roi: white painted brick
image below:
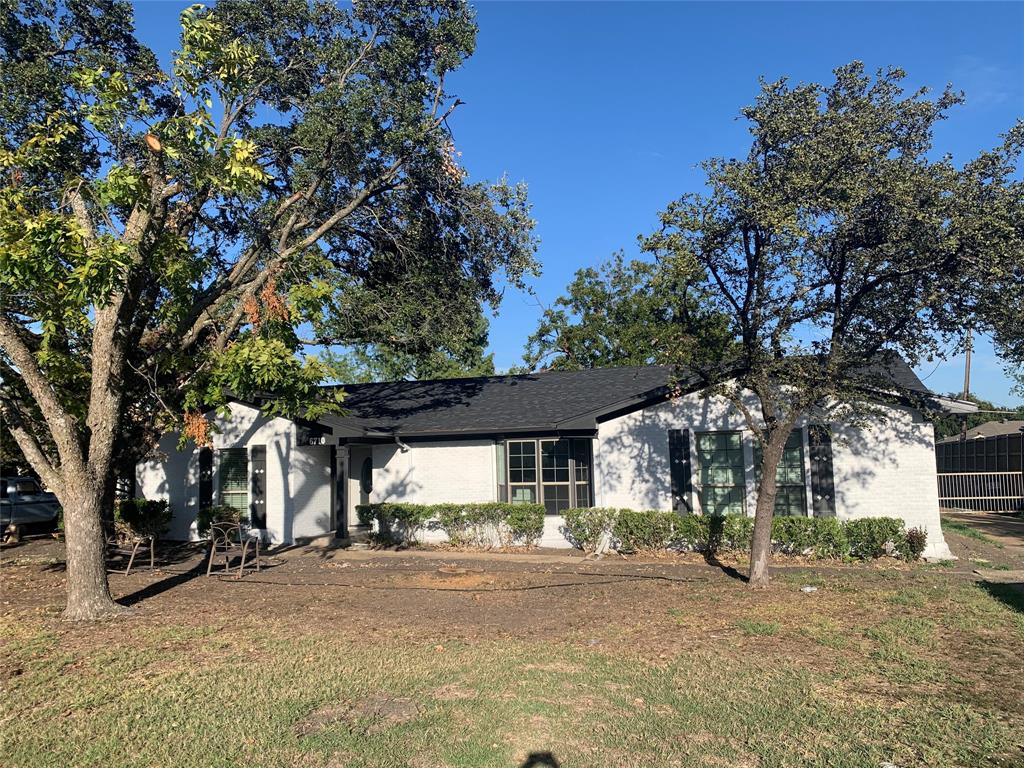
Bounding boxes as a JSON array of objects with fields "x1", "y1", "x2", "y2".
[{"x1": 136, "y1": 402, "x2": 333, "y2": 545}]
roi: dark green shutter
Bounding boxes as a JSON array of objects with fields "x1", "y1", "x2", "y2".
[
  {"x1": 250, "y1": 445, "x2": 266, "y2": 528},
  {"x1": 668, "y1": 429, "x2": 693, "y2": 514},
  {"x1": 808, "y1": 427, "x2": 836, "y2": 518},
  {"x1": 198, "y1": 447, "x2": 213, "y2": 511}
]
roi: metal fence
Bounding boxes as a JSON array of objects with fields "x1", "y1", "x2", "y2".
[{"x1": 937, "y1": 471, "x2": 1024, "y2": 512}]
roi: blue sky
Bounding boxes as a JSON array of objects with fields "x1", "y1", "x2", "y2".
[{"x1": 132, "y1": 1, "x2": 1024, "y2": 404}]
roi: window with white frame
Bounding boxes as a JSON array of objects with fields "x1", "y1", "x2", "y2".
[
  {"x1": 505, "y1": 438, "x2": 592, "y2": 514},
  {"x1": 218, "y1": 447, "x2": 249, "y2": 517},
  {"x1": 507, "y1": 440, "x2": 538, "y2": 504}
]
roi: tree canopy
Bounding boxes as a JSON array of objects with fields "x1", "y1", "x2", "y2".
[
  {"x1": 327, "y1": 307, "x2": 496, "y2": 382},
  {"x1": 0, "y1": 0, "x2": 536, "y2": 618},
  {"x1": 521, "y1": 253, "x2": 732, "y2": 372}
]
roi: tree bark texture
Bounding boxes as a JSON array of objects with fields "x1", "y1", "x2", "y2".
[{"x1": 747, "y1": 429, "x2": 789, "y2": 588}]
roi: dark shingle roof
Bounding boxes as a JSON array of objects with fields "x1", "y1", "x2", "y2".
[
  {"x1": 323, "y1": 365, "x2": 680, "y2": 437},
  {"x1": 319, "y1": 354, "x2": 932, "y2": 438}
]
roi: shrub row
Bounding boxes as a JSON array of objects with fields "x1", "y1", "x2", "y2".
[
  {"x1": 355, "y1": 502, "x2": 545, "y2": 547},
  {"x1": 564, "y1": 507, "x2": 925, "y2": 561}
]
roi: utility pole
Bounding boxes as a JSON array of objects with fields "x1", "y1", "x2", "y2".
[
  {"x1": 960, "y1": 327, "x2": 973, "y2": 441},
  {"x1": 962, "y1": 327, "x2": 973, "y2": 400}
]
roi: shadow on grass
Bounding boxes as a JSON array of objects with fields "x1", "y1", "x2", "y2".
[
  {"x1": 701, "y1": 550, "x2": 749, "y2": 583},
  {"x1": 117, "y1": 546, "x2": 282, "y2": 608},
  {"x1": 521, "y1": 753, "x2": 560, "y2": 768},
  {"x1": 979, "y1": 581, "x2": 1024, "y2": 613},
  {"x1": 117, "y1": 561, "x2": 208, "y2": 607}
]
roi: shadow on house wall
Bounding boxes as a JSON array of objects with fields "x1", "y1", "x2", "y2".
[{"x1": 597, "y1": 394, "x2": 936, "y2": 521}]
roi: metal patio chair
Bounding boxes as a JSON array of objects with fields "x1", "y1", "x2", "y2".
[
  {"x1": 205, "y1": 520, "x2": 260, "y2": 577},
  {"x1": 107, "y1": 522, "x2": 155, "y2": 575}
]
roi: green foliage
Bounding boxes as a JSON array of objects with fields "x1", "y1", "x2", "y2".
[
  {"x1": 114, "y1": 498, "x2": 172, "y2": 537},
  {"x1": 613, "y1": 509, "x2": 678, "y2": 551},
  {"x1": 331, "y1": 309, "x2": 497, "y2": 383},
  {"x1": 636, "y1": 62, "x2": 1023, "y2": 581},
  {"x1": 561, "y1": 507, "x2": 619, "y2": 551},
  {"x1": 802, "y1": 518, "x2": 849, "y2": 559},
  {"x1": 564, "y1": 507, "x2": 909, "y2": 560},
  {"x1": 1, "y1": 0, "x2": 537, "y2": 494},
  {"x1": 521, "y1": 253, "x2": 732, "y2": 372},
  {"x1": 844, "y1": 517, "x2": 906, "y2": 560},
  {"x1": 356, "y1": 503, "x2": 434, "y2": 545},
  {"x1": 501, "y1": 504, "x2": 545, "y2": 546},
  {"x1": 196, "y1": 504, "x2": 246, "y2": 537},
  {"x1": 356, "y1": 502, "x2": 545, "y2": 547}
]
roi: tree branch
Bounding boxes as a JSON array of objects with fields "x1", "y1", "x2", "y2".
[{"x1": 0, "y1": 315, "x2": 84, "y2": 475}]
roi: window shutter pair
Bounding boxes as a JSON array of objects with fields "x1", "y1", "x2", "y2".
[
  {"x1": 668, "y1": 427, "x2": 836, "y2": 518},
  {"x1": 198, "y1": 445, "x2": 267, "y2": 528}
]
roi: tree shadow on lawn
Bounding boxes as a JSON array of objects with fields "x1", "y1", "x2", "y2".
[
  {"x1": 115, "y1": 545, "x2": 284, "y2": 608},
  {"x1": 979, "y1": 580, "x2": 1024, "y2": 614},
  {"x1": 521, "y1": 753, "x2": 560, "y2": 768}
]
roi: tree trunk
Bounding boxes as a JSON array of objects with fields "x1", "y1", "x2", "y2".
[
  {"x1": 60, "y1": 476, "x2": 124, "y2": 620},
  {"x1": 748, "y1": 430, "x2": 788, "y2": 589}
]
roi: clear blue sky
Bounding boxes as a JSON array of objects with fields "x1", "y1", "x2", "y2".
[{"x1": 133, "y1": 1, "x2": 1024, "y2": 405}]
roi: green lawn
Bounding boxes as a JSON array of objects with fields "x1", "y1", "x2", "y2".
[{"x1": 2, "y1": 559, "x2": 1023, "y2": 768}]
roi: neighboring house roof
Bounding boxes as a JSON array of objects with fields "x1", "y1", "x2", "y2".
[
  {"x1": 938, "y1": 420, "x2": 1024, "y2": 442},
  {"x1": 318, "y1": 355, "x2": 935, "y2": 440}
]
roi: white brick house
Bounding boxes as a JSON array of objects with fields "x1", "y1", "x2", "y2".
[{"x1": 137, "y1": 360, "x2": 964, "y2": 559}]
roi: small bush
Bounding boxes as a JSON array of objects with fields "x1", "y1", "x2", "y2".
[
  {"x1": 357, "y1": 503, "x2": 434, "y2": 544},
  {"x1": 845, "y1": 517, "x2": 904, "y2": 559},
  {"x1": 355, "y1": 504, "x2": 374, "y2": 527},
  {"x1": 806, "y1": 517, "x2": 848, "y2": 559},
  {"x1": 562, "y1": 507, "x2": 618, "y2": 552},
  {"x1": 196, "y1": 504, "x2": 246, "y2": 536},
  {"x1": 771, "y1": 516, "x2": 817, "y2": 553},
  {"x1": 673, "y1": 514, "x2": 710, "y2": 550},
  {"x1": 903, "y1": 527, "x2": 928, "y2": 561},
  {"x1": 720, "y1": 514, "x2": 754, "y2": 551},
  {"x1": 503, "y1": 504, "x2": 544, "y2": 546},
  {"x1": 114, "y1": 498, "x2": 172, "y2": 538}
]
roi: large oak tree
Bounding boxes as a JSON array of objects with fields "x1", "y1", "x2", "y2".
[{"x1": 0, "y1": 0, "x2": 536, "y2": 619}]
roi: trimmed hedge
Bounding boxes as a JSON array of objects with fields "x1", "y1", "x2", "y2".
[
  {"x1": 562, "y1": 507, "x2": 922, "y2": 560},
  {"x1": 115, "y1": 498, "x2": 172, "y2": 537},
  {"x1": 355, "y1": 502, "x2": 545, "y2": 547}
]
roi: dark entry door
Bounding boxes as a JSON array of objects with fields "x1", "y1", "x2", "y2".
[
  {"x1": 332, "y1": 446, "x2": 347, "y2": 538},
  {"x1": 250, "y1": 445, "x2": 267, "y2": 529}
]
